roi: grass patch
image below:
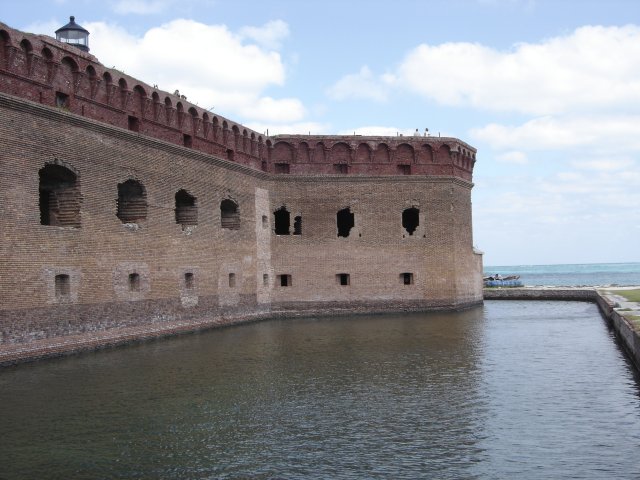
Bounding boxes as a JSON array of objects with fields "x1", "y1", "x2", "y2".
[{"x1": 603, "y1": 289, "x2": 640, "y2": 302}]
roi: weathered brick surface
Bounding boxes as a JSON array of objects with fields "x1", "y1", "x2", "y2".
[
  {"x1": 0, "y1": 22, "x2": 476, "y2": 178},
  {"x1": 0, "y1": 21, "x2": 483, "y2": 362}
]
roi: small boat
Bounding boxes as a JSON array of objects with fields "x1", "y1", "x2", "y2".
[
  {"x1": 483, "y1": 274, "x2": 523, "y2": 288},
  {"x1": 483, "y1": 274, "x2": 520, "y2": 281}
]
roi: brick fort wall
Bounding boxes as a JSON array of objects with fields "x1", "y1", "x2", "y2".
[{"x1": 0, "y1": 21, "x2": 483, "y2": 347}]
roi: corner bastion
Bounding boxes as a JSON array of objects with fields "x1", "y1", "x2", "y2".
[{"x1": 0, "y1": 21, "x2": 483, "y2": 356}]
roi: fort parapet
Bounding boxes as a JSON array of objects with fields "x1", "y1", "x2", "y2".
[{"x1": 0, "y1": 21, "x2": 482, "y2": 358}]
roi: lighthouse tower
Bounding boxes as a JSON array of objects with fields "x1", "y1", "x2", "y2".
[{"x1": 55, "y1": 16, "x2": 90, "y2": 52}]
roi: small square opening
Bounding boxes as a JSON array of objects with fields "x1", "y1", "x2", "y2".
[
  {"x1": 129, "y1": 272, "x2": 141, "y2": 292},
  {"x1": 128, "y1": 115, "x2": 140, "y2": 132},
  {"x1": 183, "y1": 134, "x2": 192, "y2": 148},
  {"x1": 275, "y1": 163, "x2": 290, "y2": 174},
  {"x1": 398, "y1": 165, "x2": 411, "y2": 175},
  {"x1": 336, "y1": 273, "x2": 350, "y2": 286},
  {"x1": 334, "y1": 164, "x2": 348, "y2": 174},
  {"x1": 184, "y1": 272, "x2": 194, "y2": 289},
  {"x1": 55, "y1": 274, "x2": 70, "y2": 298},
  {"x1": 278, "y1": 274, "x2": 292, "y2": 287},
  {"x1": 55, "y1": 91, "x2": 69, "y2": 109},
  {"x1": 400, "y1": 272, "x2": 414, "y2": 285}
]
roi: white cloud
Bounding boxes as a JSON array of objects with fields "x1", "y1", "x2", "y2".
[
  {"x1": 327, "y1": 66, "x2": 391, "y2": 102},
  {"x1": 496, "y1": 151, "x2": 528, "y2": 164},
  {"x1": 239, "y1": 20, "x2": 289, "y2": 50},
  {"x1": 471, "y1": 114, "x2": 640, "y2": 152},
  {"x1": 396, "y1": 25, "x2": 640, "y2": 115},
  {"x1": 85, "y1": 19, "x2": 306, "y2": 124},
  {"x1": 473, "y1": 166, "x2": 640, "y2": 264},
  {"x1": 237, "y1": 96, "x2": 306, "y2": 123},
  {"x1": 22, "y1": 19, "x2": 61, "y2": 36},
  {"x1": 570, "y1": 157, "x2": 636, "y2": 172}
]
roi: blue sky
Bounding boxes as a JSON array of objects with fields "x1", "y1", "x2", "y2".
[{"x1": 3, "y1": 0, "x2": 640, "y2": 266}]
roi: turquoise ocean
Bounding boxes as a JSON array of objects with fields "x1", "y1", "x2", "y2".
[{"x1": 483, "y1": 262, "x2": 640, "y2": 287}]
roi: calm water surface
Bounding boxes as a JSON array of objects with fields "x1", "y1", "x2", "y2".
[{"x1": 1, "y1": 301, "x2": 640, "y2": 479}]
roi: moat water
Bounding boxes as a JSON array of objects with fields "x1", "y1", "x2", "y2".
[{"x1": 2, "y1": 301, "x2": 640, "y2": 479}]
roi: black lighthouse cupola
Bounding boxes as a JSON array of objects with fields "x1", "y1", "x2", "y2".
[{"x1": 55, "y1": 16, "x2": 90, "y2": 52}]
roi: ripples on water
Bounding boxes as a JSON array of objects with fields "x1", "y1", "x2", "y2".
[{"x1": 1, "y1": 301, "x2": 640, "y2": 479}]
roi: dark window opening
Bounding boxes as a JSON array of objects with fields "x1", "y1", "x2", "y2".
[
  {"x1": 278, "y1": 274, "x2": 292, "y2": 287},
  {"x1": 55, "y1": 274, "x2": 70, "y2": 297},
  {"x1": 337, "y1": 273, "x2": 350, "y2": 286},
  {"x1": 261, "y1": 161, "x2": 268, "y2": 172},
  {"x1": 398, "y1": 165, "x2": 411, "y2": 175},
  {"x1": 175, "y1": 189, "x2": 197, "y2": 227},
  {"x1": 263, "y1": 274, "x2": 269, "y2": 286},
  {"x1": 220, "y1": 199, "x2": 240, "y2": 230},
  {"x1": 334, "y1": 164, "x2": 348, "y2": 174},
  {"x1": 184, "y1": 272, "x2": 194, "y2": 289},
  {"x1": 129, "y1": 273, "x2": 140, "y2": 292},
  {"x1": 293, "y1": 215, "x2": 302, "y2": 235},
  {"x1": 55, "y1": 91, "x2": 69, "y2": 109},
  {"x1": 401, "y1": 272, "x2": 414, "y2": 285},
  {"x1": 262, "y1": 215, "x2": 268, "y2": 228},
  {"x1": 39, "y1": 164, "x2": 81, "y2": 227},
  {"x1": 337, "y1": 207, "x2": 355, "y2": 237},
  {"x1": 402, "y1": 207, "x2": 420, "y2": 235},
  {"x1": 227, "y1": 149, "x2": 234, "y2": 161},
  {"x1": 274, "y1": 163, "x2": 290, "y2": 174},
  {"x1": 274, "y1": 207, "x2": 290, "y2": 235},
  {"x1": 117, "y1": 179, "x2": 147, "y2": 224},
  {"x1": 183, "y1": 134, "x2": 192, "y2": 148},
  {"x1": 128, "y1": 116, "x2": 139, "y2": 132},
  {"x1": 229, "y1": 273, "x2": 236, "y2": 288}
]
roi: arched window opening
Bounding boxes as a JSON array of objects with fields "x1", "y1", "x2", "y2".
[
  {"x1": 175, "y1": 189, "x2": 197, "y2": 228},
  {"x1": 337, "y1": 208, "x2": 354, "y2": 238},
  {"x1": 220, "y1": 199, "x2": 240, "y2": 230},
  {"x1": 42, "y1": 47, "x2": 53, "y2": 61},
  {"x1": 274, "y1": 207, "x2": 290, "y2": 235},
  {"x1": 0, "y1": 30, "x2": 11, "y2": 68},
  {"x1": 39, "y1": 164, "x2": 81, "y2": 227},
  {"x1": 20, "y1": 39, "x2": 33, "y2": 75},
  {"x1": 293, "y1": 215, "x2": 302, "y2": 235},
  {"x1": 402, "y1": 207, "x2": 420, "y2": 235},
  {"x1": 117, "y1": 179, "x2": 147, "y2": 224}
]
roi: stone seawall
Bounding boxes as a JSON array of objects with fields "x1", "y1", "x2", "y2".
[
  {"x1": 0, "y1": 299, "x2": 483, "y2": 367},
  {"x1": 485, "y1": 287, "x2": 640, "y2": 371}
]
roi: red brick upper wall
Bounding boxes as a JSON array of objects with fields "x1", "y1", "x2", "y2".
[{"x1": 0, "y1": 21, "x2": 476, "y2": 181}]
